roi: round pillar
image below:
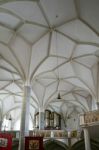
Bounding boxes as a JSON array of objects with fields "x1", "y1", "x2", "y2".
[
  {"x1": 83, "y1": 127, "x2": 91, "y2": 150},
  {"x1": 39, "y1": 107, "x2": 44, "y2": 130},
  {"x1": 0, "y1": 120, "x2": 2, "y2": 131},
  {"x1": 18, "y1": 85, "x2": 31, "y2": 150},
  {"x1": 96, "y1": 102, "x2": 99, "y2": 110}
]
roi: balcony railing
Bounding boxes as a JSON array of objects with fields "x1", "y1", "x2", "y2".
[{"x1": 79, "y1": 110, "x2": 99, "y2": 126}]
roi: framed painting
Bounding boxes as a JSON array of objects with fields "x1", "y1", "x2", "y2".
[
  {"x1": 29, "y1": 140, "x2": 39, "y2": 150},
  {"x1": 0, "y1": 133, "x2": 12, "y2": 150},
  {"x1": 25, "y1": 136, "x2": 43, "y2": 150}
]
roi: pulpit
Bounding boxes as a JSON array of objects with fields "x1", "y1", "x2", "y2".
[{"x1": 25, "y1": 136, "x2": 44, "y2": 150}]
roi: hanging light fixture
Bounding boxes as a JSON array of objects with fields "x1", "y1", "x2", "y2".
[
  {"x1": 9, "y1": 115, "x2": 12, "y2": 121},
  {"x1": 57, "y1": 92, "x2": 61, "y2": 99},
  {"x1": 55, "y1": 31, "x2": 61, "y2": 100}
]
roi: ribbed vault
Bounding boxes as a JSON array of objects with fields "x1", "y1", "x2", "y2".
[{"x1": 0, "y1": 0, "x2": 99, "y2": 130}]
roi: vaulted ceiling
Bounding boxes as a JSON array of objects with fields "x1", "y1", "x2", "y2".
[{"x1": 0, "y1": 0, "x2": 99, "y2": 128}]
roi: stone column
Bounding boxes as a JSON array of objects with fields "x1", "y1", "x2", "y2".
[
  {"x1": 8, "y1": 120, "x2": 12, "y2": 130},
  {"x1": 68, "y1": 131, "x2": 71, "y2": 149},
  {"x1": 83, "y1": 127, "x2": 91, "y2": 150},
  {"x1": 18, "y1": 86, "x2": 31, "y2": 150},
  {"x1": 96, "y1": 102, "x2": 99, "y2": 110},
  {"x1": 0, "y1": 121, "x2": 2, "y2": 131},
  {"x1": 11, "y1": 120, "x2": 15, "y2": 130},
  {"x1": 96, "y1": 61, "x2": 99, "y2": 110},
  {"x1": 68, "y1": 138, "x2": 71, "y2": 149},
  {"x1": 39, "y1": 108, "x2": 44, "y2": 130},
  {"x1": 0, "y1": 111, "x2": 2, "y2": 131}
]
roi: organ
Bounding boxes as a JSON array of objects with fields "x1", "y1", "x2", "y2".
[{"x1": 34, "y1": 109, "x2": 61, "y2": 130}]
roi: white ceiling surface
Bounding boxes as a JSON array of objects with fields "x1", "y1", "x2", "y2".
[{"x1": 0, "y1": 0, "x2": 99, "y2": 126}]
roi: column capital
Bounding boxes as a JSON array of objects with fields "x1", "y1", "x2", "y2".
[
  {"x1": 24, "y1": 80, "x2": 32, "y2": 87},
  {"x1": 39, "y1": 107, "x2": 45, "y2": 112},
  {"x1": 23, "y1": 84, "x2": 31, "y2": 88},
  {"x1": 82, "y1": 125, "x2": 89, "y2": 128}
]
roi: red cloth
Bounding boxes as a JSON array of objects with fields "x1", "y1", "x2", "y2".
[
  {"x1": 0, "y1": 133, "x2": 12, "y2": 150},
  {"x1": 25, "y1": 136, "x2": 44, "y2": 150}
]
